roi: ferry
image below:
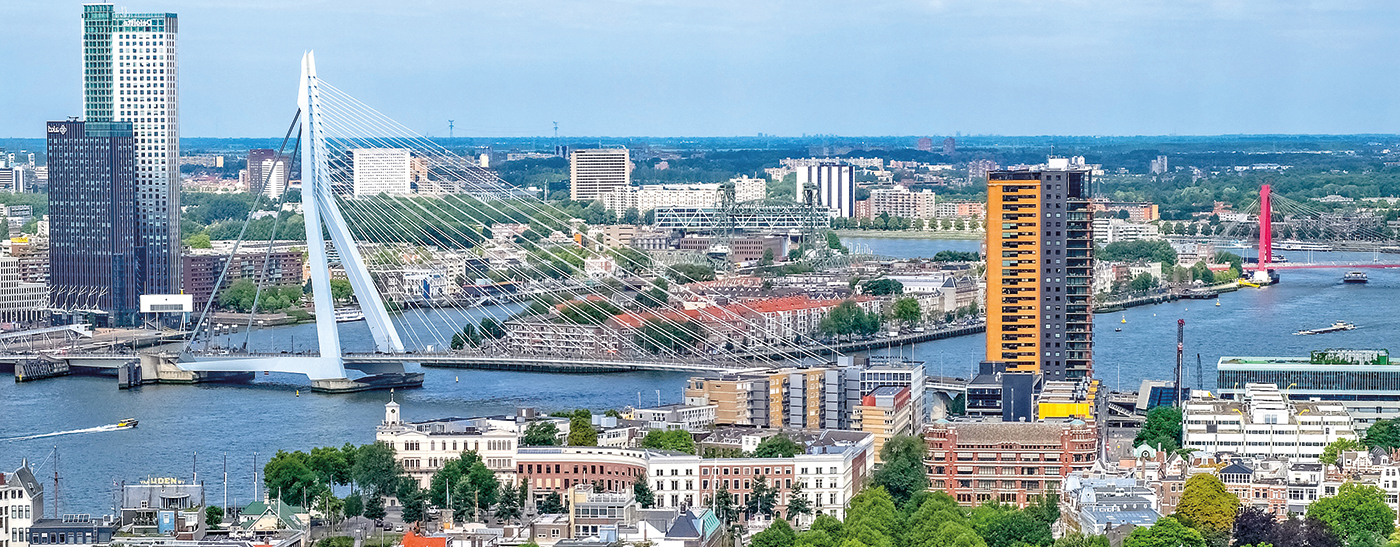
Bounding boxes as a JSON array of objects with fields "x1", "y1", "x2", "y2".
[
  {"x1": 1294, "y1": 321, "x2": 1356, "y2": 335},
  {"x1": 334, "y1": 308, "x2": 366, "y2": 323},
  {"x1": 116, "y1": 419, "x2": 138, "y2": 429},
  {"x1": 1276, "y1": 240, "x2": 1334, "y2": 252},
  {"x1": 1343, "y1": 271, "x2": 1368, "y2": 284}
]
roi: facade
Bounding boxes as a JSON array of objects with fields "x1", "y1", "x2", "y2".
[
  {"x1": 732, "y1": 175, "x2": 766, "y2": 203},
  {"x1": 600, "y1": 184, "x2": 721, "y2": 214},
  {"x1": 1092, "y1": 218, "x2": 1161, "y2": 245},
  {"x1": 1216, "y1": 350, "x2": 1400, "y2": 428},
  {"x1": 856, "y1": 386, "x2": 914, "y2": 463},
  {"x1": 47, "y1": 120, "x2": 140, "y2": 324},
  {"x1": 684, "y1": 355, "x2": 917, "y2": 431},
  {"x1": 248, "y1": 149, "x2": 289, "y2": 198},
  {"x1": 985, "y1": 159, "x2": 1094, "y2": 379},
  {"x1": 504, "y1": 317, "x2": 623, "y2": 356},
  {"x1": 570, "y1": 148, "x2": 630, "y2": 201},
  {"x1": 1182, "y1": 384, "x2": 1357, "y2": 461},
  {"x1": 934, "y1": 200, "x2": 985, "y2": 219},
  {"x1": 1, "y1": 464, "x2": 42, "y2": 547},
  {"x1": 730, "y1": 236, "x2": 786, "y2": 263},
  {"x1": 352, "y1": 148, "x2": 411, "y2": 197},
  {"x1": 1058, "y1": 474, "x2": 1160, "y2": 536},
  {"x1": 632, "y1": 404, "x2": 718, "y2": 432},
  {"x1": 869, "y1": 186, "x2": 937, "y2": 219},
  {"x1": 0, "y1": 258, "x2": 48, "y2": 322},
  {"x1": 795, "y1": 163, "x2": 854, "y2": 218},
  {"x1": 83, "y1": 3, "x2": 180, "y2": 296},
  {"x1": 1090, "y1": 201, "x2": 1158, "y2": 222},
  {"x1": 924, "y1": 419, "x2": 1099, "y2": 507},
  {"x1": 180, "y1": 249, "x2": 304, "y2": 308},
  {"x1": 375, "y1": 401, "x2": 520, "y2": 487}
]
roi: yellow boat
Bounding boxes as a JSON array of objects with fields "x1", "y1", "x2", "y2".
[
  {"x1": 1239, "y1": 280, "x2": 1260, "y2": 288},
  {"x1": 116, "y1": 418, "x2": 139, "y2": 429}
]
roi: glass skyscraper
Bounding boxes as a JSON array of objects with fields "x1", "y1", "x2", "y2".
[
  {"x1": 46, "y1": 121, "x2": 140, "y2": 325},
  {"x1": 81, "y1": 3, "x2": 179, "y2": 296}
]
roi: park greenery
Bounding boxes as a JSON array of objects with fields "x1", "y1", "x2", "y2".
[
  {"x1": 260, "y1": 442, "x2": 403, "y2": 526},
  {"x1": 639, "y1": 429, "x2": 697, "y2": 454},
  {"x1": 218, "y1": 280, "x2": 304, "y2": 313},
  {"x1": 818, "y1": 300, "x2": 883, "y2": 337},
  {"x1": 1133, "y1": 406, "x2": 1184, "y2": 453}
]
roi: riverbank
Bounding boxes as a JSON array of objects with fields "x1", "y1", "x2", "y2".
[{"x1": 836, "y1": 229, "x2": 984, "y2": 241}]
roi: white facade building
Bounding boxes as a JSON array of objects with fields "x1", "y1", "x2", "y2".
[
  {"x1": 375, "y1": 400, "x2": 521, "y2": 488},
  {"x1": 599, "y1": 184, "x2": 722, "y2": 214},
  {"x1": 732, "y1": 175, "x2": 767, "y2": 203},
  {"x1": 0, "y1": 257, "x2": 48, "y2": 322},
  {"x1": 259, "y1": 157, "x2": 288, "y2": 199},
  {"x1": 2, "y1": 463, "x2": 42, "y2": 547},
  {"x1": 570, "y1": 148, "x2": 630, "y2": 201},
  {"x1": 1092, "y1": 218, "x2": 1162, "y2": 245},
  {"x1": 352, "y1": 148, "x2": 412, "y2": 197},
  {"x1": 795, "y1": 164, "x2": 855, "y2": 218},
  {"x1": 1183, "y1": 383, "x2": 1357, "y2": 461}
]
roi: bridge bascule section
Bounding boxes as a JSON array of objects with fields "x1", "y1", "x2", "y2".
[{"x1": 169, "y1": 52, "x2": 859, "y2": 391}]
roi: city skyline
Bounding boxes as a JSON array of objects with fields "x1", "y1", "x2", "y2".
[{"x1": 1, "y1": 1, "x2": 1398, "y2": 139}]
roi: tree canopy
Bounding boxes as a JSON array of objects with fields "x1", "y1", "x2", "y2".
[
  {"x1": 861, "y1": 278, "x2": 904, "y2": 296},
  {"x1": 871, "y1": 435, "x2": 928, "y2": 507},
  {"x1": 1175, "y1": 473, "x2": 1240, "y2": 534},
  {"x1": 754, "y1": 434, "x2": 804, "y2": 458},
  {"x1": 640, "y1": 429, "x2": 697, "y2": 454},
  {"x1": 1124, "y1": 516, "x2": 1206, "y2": 547},
  {"x1": 1306, "y1": 482, "x2": 1396, "y2": 545},
  {"x1": 1133, "y1": 406, "x2": 1183, "y2": 452}
]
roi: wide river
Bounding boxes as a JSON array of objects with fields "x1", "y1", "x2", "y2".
[{"x1": 4, "y1": 236, "x2": 1395, "y2": 514}]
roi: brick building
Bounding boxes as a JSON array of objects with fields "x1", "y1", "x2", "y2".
[
  {"x1": 180, "y1": 249, "x2": 304, "y2": 308},
  {"x1": 924, "y1": 419, "x2": 1098, "y2": 507}
]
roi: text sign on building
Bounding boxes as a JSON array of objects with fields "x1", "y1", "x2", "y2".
[
  {"x1": 1310, "y1": 348, "x2": 1390, "y2": 366},
  {"x1": 140, "y1": 294, "x2": 193, "y2": 313}
]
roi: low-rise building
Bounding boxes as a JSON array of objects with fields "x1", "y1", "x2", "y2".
[
  {"x1": 632, "y1": 404, "x2": 718, "y2": 433},
  {"x1": 1, "y1": 463, "x2": 42, "y2": 547},
  {"x1": 856, "y1": 386, "x2": 914, "y2": 463},
  {"x1": 1059, "y1": 473, "x2": 1160, "y2": 536},
  {"x1": 601, "y1": 184, "x2": 722, "y2": 215},
  {"x1": 1217, "y1": 350, "x2": 1398, "y2": 429},
  {"x1": 924, "y1": 419, "x2": 1099, "y2": 507},
  {"x1": 1183, "y1": 383, "x2": 1357, "y2": 461},
  {"x1": 376, "y1": 400, "x2": 521, "y2": 487}
]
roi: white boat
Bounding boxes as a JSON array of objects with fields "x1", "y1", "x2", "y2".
[{"x1": 334, "y1": 308, "x2": 365, "y2": 323}]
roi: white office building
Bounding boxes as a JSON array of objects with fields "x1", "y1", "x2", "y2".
[
  {"x1": 258, "y1": 157, "x2": 288, "y2": 199},
  {"x1": 352, "y1": 148, "x2": 412, "y2": 197},
  {"x1": 1183, "y1": 383, "x2": 1357, "y2": 461},
  {"x1": 795, "y1": 163, "x2": 854, "y2": 218},
  {"x1": 570, "y1": 148, "x2": 630, "y2": 201},
  {"x1": 83, "y1": 3, "x2": 181, "y2": 293},
  {"x1": 600, "y1": 184, "x2": 722, "y2": 214},
  {"x1": 733, "y1": 175, "x2": 767, "y2": 203}
]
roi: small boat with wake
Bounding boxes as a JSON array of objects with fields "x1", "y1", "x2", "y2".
[{"x1": 1294, "y1": 321, "x2": 1356, "y2": 335}]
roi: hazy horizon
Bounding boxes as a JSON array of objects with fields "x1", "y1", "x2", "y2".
[{"x1": 4, "y1": 1, "x2": 1399, "y2": 139}]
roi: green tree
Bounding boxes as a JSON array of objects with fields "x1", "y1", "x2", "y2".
[
  {"x1": 1124, "y1": 516, "x2": 1206, "y2": 547},
  {"x1": 1307, "y1": 482, "x2": 1396, "y2": 545},
  {"x1": 1099, "y1": 240, "x2": 1178, "y2": 265},
  {"x1": 634, "y1": 471, "x2": 656, "y2": 508},
  {"x1": 843, "y1": 487, "x2": 899, "y2": 547},
  {"x1": 308, "y1": 446, "x2": 352, "y2": 488},
  {"x1": 1175, "y1": 474, "x2": 1240, "y2": 534},
  {"x1": 557, "y1": 300, "x2": 622, "y2": 325},
  {"x1": 787, "y1": 479, "x2": 813, "y2": 521},
  {"x1": 343, "y1": 493, "x2": 363, "y2": 520},
  {"x1": 330, "y1": 278, "x2": 354, "y2": 301},
  {"x1": 496, "y1": 482, "x2": 523, "y2": 524},
  {"x1": 205, "y1": 505, "x2": 224, "y2": 528},
  {"x1": 825, "y1": 231, "x2": 843, "y2": 250},
  {"x1": 1054, "y1": 533, "x2": 1109, "y2": 547},
  {"x1": 747, "y1": 475, "x2": 779, "y2": 518},
  {"x1": 450, "y1": 458, "x2": 500, "y2": 521},
  {"x1": 568, "y1": 412, "x2": 598, "y2": 446},
  {"x1": 754, "y1": 434, "x2": 804, "y2": 458},
  {"x1": 185, "y1": 233, "x2": 213, "y2": 249},
  {"x1": 1134, "y1": 406, "x2": 1183, "y2": 452},
  {"x1": 1363, "y1": 419, "x2": 1400, "y2": 450},
  {"x1": 861, "y1": 278, "x2": 904, "y2": 296},
  {"x1": 263, "y1": 450, "x2": 321, "y2": 504},
  {"x1": 1321, "y1": 438, "x2": 1365, "y2": 468},
  {"x1": 363, "y1": 495, "x2": 386, "y2": 522},
  {"x1": 400, "y1": 483, "x2": 427, "y2": 524},
  {"x1": 712, "y1": 486, "x2": 740, "y2": 527},
  {"x1": 976, "y1": 508, "x2": 1052, "y2": 547},
  {"x1": 478, "y1": 317, "x2": 506, "y2": 339},
  {"x1": 537, "y1": 492, "x2": 565, "y2": 514},
  {"x1": 351, "y1": 442, "x2": 404, "y2": 498},
  {"x1": 522, "y1": 421, "x2": 560, "y2": 446},
  {"x1": 219, "y1": 278, "x2": 259, "y2": 312},
  {"x1": 634, "y1": 319, "x2": 701, "y2": 354},
  {"x1": 872, "y1": 435, "x2": 929, "y2": 507},
  {"x1": 669, "y1": 264, "x2": 717, "y2": 283},
  {"x1": 892, "y1": 298, "x2": 921, "y2": 325},
  {"x1": 640, "y1": 429, "x2": 697, "y2": 454},
  {"x1": 752, "y1": 519, "x2": 798, "y2": 547},
  {"x1": 1130, "y1": 272, "x2": 1159, "y2": 292}
]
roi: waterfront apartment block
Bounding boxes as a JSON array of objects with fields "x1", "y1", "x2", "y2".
[
  {"x1": 180, "y1": 249, "x2": 304, "y2": 308},
  {"x1": 924, "y1": 419, "x2": 1098, "y2": 508},
  {"x1": 985, "y1": 158, "x2": 1094, "y2": 379},
  {"x1": 0, "y1": 257, "x2": 49, "y2": 323},
  {"x1": 570, "y1": 148, "x2": 630, "y2": 201},
  {"x1": 82, "y1": 3, "x2": 180, "y2": 295},
  {"x1": 1183, "y1": 383, "x2": 1357, "y2": 461},
  {"x1": 1216, "y1": 350, "x2": 1400, "y2": 428},
  {"x1": 47, "y1": 120, "x2": 140, "y2": 325}
]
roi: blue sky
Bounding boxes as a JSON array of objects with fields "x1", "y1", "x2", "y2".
[{"x1": 4, "y1": 0, "x2": 1399, "y2": 138}]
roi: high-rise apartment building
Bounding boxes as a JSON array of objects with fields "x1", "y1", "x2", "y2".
[
  {"x1": 247, "y1": 148, "x2": 289, "y2": 199},
  {"x1": 47, "y1": 120, "x2": 140, "y2": 325},
  {"x1": 984, "y1": 158, "x2": 1094, "y2": 380},
  {"x1": 570, "y1": 148, "x2": 630, "y2": 201},
  {"x1": 869, "y1": 185, "x2": 936, "y2": 219},
  {"x1": 732, "y1": 175, "x2": 767, "y2": 203},
  {"x1": 351, "y1": 148, "x2": 411, "y2": 197},
  {"x1": 82, "y1": 3, "x2": 180, "y2": 296},
  {"x1": 795, "y1": 163, "x2": 854, "y2": 217}
]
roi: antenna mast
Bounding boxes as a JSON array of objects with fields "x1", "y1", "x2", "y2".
[{"x1": 448, "y1": 120, "x2": 454, "y2": 140}]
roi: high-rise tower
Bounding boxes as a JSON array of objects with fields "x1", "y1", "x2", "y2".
[
  {"x1": 984, "y1": 158, "x2": 1094, "y2": 380},
  {"x1": 82, "y1": 3, "x2": 179, "y2": 295}
]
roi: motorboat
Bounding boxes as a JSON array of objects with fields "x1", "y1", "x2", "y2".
[
  {"x1": 1343, "y1": 271, "x2": 1368, "y2": 284},
  {"x1": 116, "y1": 419, "x2": 138, "y2": 429}
]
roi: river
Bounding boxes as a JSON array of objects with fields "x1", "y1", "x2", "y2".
[{"x1": 2, "y1": 236, "x2": 1394, "y2": 514}]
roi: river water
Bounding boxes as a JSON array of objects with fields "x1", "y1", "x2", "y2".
[{"x1": 3, "y1": 236, "x2": 1395, "y2": 514}]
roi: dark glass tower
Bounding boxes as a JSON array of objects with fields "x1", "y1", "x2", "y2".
[{"x1": 47, "y1": 120, "x2": 140, "y2": 325}]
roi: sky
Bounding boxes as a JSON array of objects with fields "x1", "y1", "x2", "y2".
[{"x1": 3, "y1": 0, "x2": 1400, "y2": 138}]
